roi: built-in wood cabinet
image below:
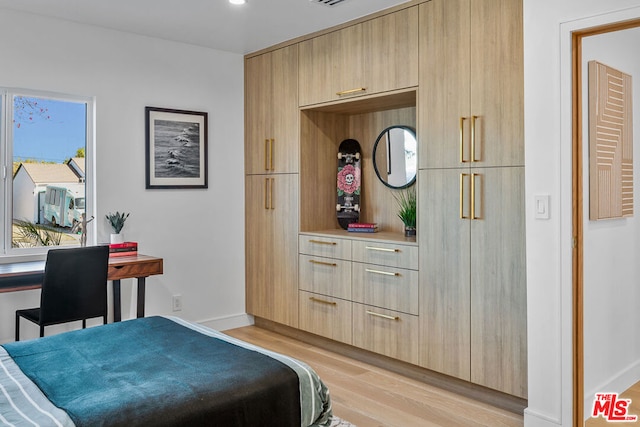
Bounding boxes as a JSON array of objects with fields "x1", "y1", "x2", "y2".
[
  {"x1": 298, "y1": 233, "x2": 419, "y2": 363},
  {"x1": 245, "y1": 0, "x2": 526, "y2": 402},
  {"x1": 245, "y1": 45, "x2": 299, "y2": 174},
  {"x1": 418, "y1": 167, "x2": 527, "y2": 397},
  {"x1": 245, "y1": 44, "x2": 300, "y2": 328},
  {"x1": 298, "y1": 7, "x2": 418, "y2": 107},
  {"x1": 245, "y1": 174, "x2": 299, "y2": 328},
  {"x1": 469, "y1": 167, "x2": 526, "y2": 398},
  {"x1": 418, "y1": 0, "x2": 524, "y2": 169},
  {"x1": 417, "y1": 0, "x2": 527, "y2": 399}
]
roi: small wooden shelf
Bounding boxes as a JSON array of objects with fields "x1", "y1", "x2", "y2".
[
  {"x1": 299, "y1": 88, "x2": 417, "y2": 115},
  {"x1": 300, "y1": 229, "x2": 417, "y2": 246},
  {"x1": 299, "y1": 90, "x2": 418, "y2": 235}
]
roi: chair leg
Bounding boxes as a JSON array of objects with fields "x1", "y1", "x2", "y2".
[
  {"x1": 39, "y1": 325, "x2": 44, "y2": 338},
  {"x1": 82, "y1": 319, "x2": 87, "y2": 329},
  {"x1": 15, "y1": 313, "x2": 20, "y2": 342}
]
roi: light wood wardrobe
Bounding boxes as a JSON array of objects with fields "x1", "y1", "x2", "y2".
[{"x1": 245, "y1": 0, "x2": 527, "y2": 402}]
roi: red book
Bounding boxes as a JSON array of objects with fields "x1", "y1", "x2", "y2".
[
  {"x1": 347, "y1": 223, "x2": 378, "y2": 228},
  {"x1": 109, "y1": 242, "x2": 138, "y2": 252},
  {"x1": 109, "y1": 250, "x2": 138, "y2": 258}
]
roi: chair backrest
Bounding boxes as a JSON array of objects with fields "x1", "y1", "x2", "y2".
[{"x1": 39, "y1": 245, "x2": 109, "y2": 326}]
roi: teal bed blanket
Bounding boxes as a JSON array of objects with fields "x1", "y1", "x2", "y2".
[{"x1": 0, "y1": 316, "x2": 332, "y2": 427}]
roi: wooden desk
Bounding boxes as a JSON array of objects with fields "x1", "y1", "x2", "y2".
[{"x1": 0, "y1": 254, "x2": 163, "y2": 322}]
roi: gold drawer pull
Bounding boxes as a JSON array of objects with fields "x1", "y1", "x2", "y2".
[
  {"x1": 310, "y1": 297, "x2": 337, "y2": 306},
  {"x1": 309, "y1": 260, "x2": 337, "y2": 267},
  {"x1": 365, "y1": 246, "x2": 399, "y2": 253},
  {"x1": 336, "y1": 87, "x2": 366, "y2": 96},
  {"x1": 366, "y1": 310, "x2": 399, "y2": 321},
  {"x1": 365, "y1": 268, "x2": 399, "y2": 277},
  {"x1": 309, "y1": 240, "x2": 337, "y2": 246}
]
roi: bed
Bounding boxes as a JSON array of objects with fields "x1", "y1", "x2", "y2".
[{"x1": 0, "y1": 316, "x2": 333, "y2": 427}]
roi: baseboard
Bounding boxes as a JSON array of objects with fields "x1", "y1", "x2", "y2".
[
  {"x1": 254, "y1": 317, "x2": 528, "y2": 416},
  {"x1": 199, "y1": 313, "x2": 254, "y2": 331},
  {"x1": 523, "y1": 408, "x2": 562, "y2": 427}
]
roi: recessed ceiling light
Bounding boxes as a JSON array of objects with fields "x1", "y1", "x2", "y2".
[{"x1": 229, "y1": 0, "x2": 246, "y2": 4}]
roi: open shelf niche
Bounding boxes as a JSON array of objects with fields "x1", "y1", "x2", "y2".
[{"x1": 299, "y1": 89, "x2": 417, "y2": 242}]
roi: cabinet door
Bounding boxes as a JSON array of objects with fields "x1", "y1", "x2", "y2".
[
  {"x1": 418, "y1": 169, "x2": 471, "y2": 381},
  {"x1": 470, "y1": 0, "x2": 524, "y2": 167},
  {"x1": 363, "y1": 6, "x2": 419, "y2": 96},
  {"x1": 298, "y1": 24, "x2": 364, "y2": 106},
  {"x1": 245, "y1": 174, "x2": 299, "y2": 327},
  {"x1": 245, "y1": 45, "x2": 298, "y2": 174},
  {"x1": 245, "y1": 53, "x2": 273, "y2": 174},
  {"x1": 271, "y1": 45, "x2": 299, "y2": 173},
  {"x1": 418, "y1": 0, "x2": 470, "y2": 169},
  {"x1": 470, "y1": 167, "x2": 526, "y2": 398},
  {"x1": 418, "y1": 0, "x2": 523, "y2": 169}
]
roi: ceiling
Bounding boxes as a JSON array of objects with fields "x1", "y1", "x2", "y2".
[{"x1": 0, "y1": 0, "x2": 412, "y2": 55}]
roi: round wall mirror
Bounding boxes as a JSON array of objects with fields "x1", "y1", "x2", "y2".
[{"x1": 372, "y1": 125, "x2": 417, "y2": 189}]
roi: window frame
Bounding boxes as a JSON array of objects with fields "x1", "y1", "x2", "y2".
[{"x1": 0, "y1": 88, "x2": 96, "y2": 261}]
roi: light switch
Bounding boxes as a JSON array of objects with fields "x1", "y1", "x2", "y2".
[{"x1": 535, "y1": 195, "x2": 550, "y2": 220}]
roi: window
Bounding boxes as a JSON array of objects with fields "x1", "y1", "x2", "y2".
[{"x1": 1, "y1": 89, "x2": 95, "y2": 257}]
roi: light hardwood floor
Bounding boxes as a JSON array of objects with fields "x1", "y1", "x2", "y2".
[{"x1": 224, "y1": 325, "x2": 524, "y2": 427}]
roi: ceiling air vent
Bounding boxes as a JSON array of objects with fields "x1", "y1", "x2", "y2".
[{"x1": 310, "y1": 0, "x2": 348, "y2": 7}]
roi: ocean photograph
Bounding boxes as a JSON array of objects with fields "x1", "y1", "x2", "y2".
[{"x1": 153, "y1": 120, "x2": 201, "y2": 178}]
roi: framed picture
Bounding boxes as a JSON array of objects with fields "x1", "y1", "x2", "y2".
[{"x1": 145, "y1": 107, "x2": 208, "y2": 189}]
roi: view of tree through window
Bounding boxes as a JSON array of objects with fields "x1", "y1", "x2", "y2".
[{"x1": 11, "y1": 95, "x2": 87, "y2": 249}]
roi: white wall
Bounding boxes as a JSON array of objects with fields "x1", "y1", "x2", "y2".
[
  {"x1": 524, "y1": 1, "x2": 640, "y2": 426},
  {"x1": 0, "y1": 9, "x2": 248, "y2": 342}
]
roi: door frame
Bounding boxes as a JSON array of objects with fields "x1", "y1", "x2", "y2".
[{"x1": 571, "y1": 17, "x2": 640, "y2": 427}]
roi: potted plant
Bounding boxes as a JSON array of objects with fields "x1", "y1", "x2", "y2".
[
  {"x1": 106, "y1": 211, "x2": 130, "y2": 244},
  {"x1": 394, "y1": 188, "x2": 416, "y2": 237}
]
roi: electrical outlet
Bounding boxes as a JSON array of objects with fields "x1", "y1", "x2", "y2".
[{"x1": 172, "y1": 295, "x2": 182, "y2": 312}]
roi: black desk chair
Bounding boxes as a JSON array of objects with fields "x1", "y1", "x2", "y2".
[{"x1": 15, "y1": 245, "x2": 110, "y2": 341}]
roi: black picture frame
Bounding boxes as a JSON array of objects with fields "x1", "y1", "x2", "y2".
[{"x1": 145, "y1": 107, "x2": 208, "y2": 189}]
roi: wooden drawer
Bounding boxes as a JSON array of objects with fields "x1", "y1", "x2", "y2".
[
  {"x1": 108, "y1": 256, "x2": 163, "y2": 281},
  {"x1": 299, "y1": 291, "x2": 352, "y2": 344},
  {"x1": 352, "y1": 303, "x2": 419, "y2": 365},
  {"x1": 299, "y1": 234, "x2": 351, "y2": 260},
  {"x1": 351, "y1": 240, "x2": 418, "y2": 270},
  {"x1": 352, "y1": 263, "x2": 418, "y2": 315},
  {"x1": 299, "y1": 254, "x2": 351, "y2": 300}
]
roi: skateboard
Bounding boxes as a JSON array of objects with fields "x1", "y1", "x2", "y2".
[{"x1": 336, "y1": 139, "x2": 361, "y2": 230}]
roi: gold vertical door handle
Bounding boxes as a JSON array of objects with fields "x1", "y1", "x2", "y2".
[
  {"x1": 270, "y1": 178, "x2": 274, "y2": 210},
  {"x1": 471, "y1": 173, "x2": 482, "y2": 220},
  {"x1": 470, "y1": 173, "x2": 476, "y2": 219},
  {"x1": 459, "y1": 117, "x2": 468, "y2": 163},
  {"x1": 471, "y1": 116, "x2": 478, "y2": 162},
  {"x1": 264, "y1": 139, "x2": 270, "y2": 171},
  {"x1": 460, "y1": 173, "x2": 470, "y2": 219},
  {"x1": 270, "y1": 138, "x2": 274, "y2": 171},
  {"x1": 264, "y1": 178, "x2": 269, "y2": 210}
]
